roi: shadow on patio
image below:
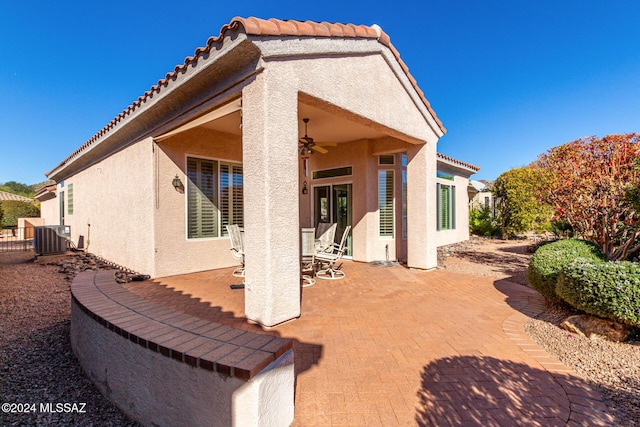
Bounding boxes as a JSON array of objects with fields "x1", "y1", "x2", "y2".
[
  {"x1": 124, "y1": 270, "x2": 323, "y2": 378},
  {"x1": 415, "y1": 355, "x2": 618, "y2": 426}
]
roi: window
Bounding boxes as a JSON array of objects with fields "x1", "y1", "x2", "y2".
[
  {"x1": 186, "y1": 157, "x2": 243, "y2": 239},
  {"x1": 219, "y1": 163, "x2": 244, "y2": 232},
  {"x1": 378, "y1": 155, "x2": 395, "y2": 165},
  {"x1": 312, "y1": 166, "x2": 352, "y2": 180},
  {"x1": 436, "y1": 171, "x2": 454, "y2": 181},
  {"x1": 437, "y1": 183, "x2": 456, "y2": 231},
  {"x1": 379, "y1": 170, "x2": 394, "y2": 237},
  {"x1": 67, "y1": 184, "x2": 73, "y2": 215}
]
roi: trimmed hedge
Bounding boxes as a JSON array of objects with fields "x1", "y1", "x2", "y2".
[
  {"x1": 557, "y1": 258, "x2": 640, "y2": 326},
  {"x1": 528, "y1": 239, "x2": 605, "y2": 300}
]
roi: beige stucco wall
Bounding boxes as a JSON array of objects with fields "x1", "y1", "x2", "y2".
[
  {"x1": 70, "y1": 299, "x2": 295, "y2": 426},
  {"x1": 39, "y1": 197, "x2": 58, "y2": 225},
  {"x1": 436, "y1": 175, "x2": 471, "y2": 247},
  {"x1": 471, "y1": 190, "x2": 495, "y2": 213},
  {"x1": 299, "y1": 138, "x2": 417, "y2": 264},
  {"x1": 255, "y1": 37, "x2": 443, "y2": 140},
  {"x1": 153, "y1": 127, "x2": 243, "y2": 278},
  {"x1": 264, "y1": 54, "x2": 436, "y2": 145},
  {"x1": 61, "y1": 139, "x2": 155, "y2": 275}
]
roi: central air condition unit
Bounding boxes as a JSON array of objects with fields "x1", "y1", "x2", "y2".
[{"x1": 34, "y1": 225, "x2": 71, "y2": 255}]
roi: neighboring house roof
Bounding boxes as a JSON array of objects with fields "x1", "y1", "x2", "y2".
[
  {"x1": 0, "y1": 190, "x2": 35, "y2": 202},
  {"x1": 436, "y1": 153, "x2": 480, "y2": 173},
  {"x1": 469, "y1": 180, "x2": 487, "y2": 192},
  {"x1": 33, "y1": 185, "x2": 57, "y2": 202},
  {"x1": 46, "y1": 16, "x2": 445, "y2": 178}
]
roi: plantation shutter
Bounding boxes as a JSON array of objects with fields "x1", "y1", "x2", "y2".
[
  {"x1": 220, "y1": 163, "x2": 243, "y2": 235},
  {"x1": 379, "y1": 170, "x2": 394, "y2": 237},
  {"x1": 436, "y1": 183, "x2": 441, "y2": 231},
  {"x1": 451, "y1": 185, "x2": 456, "y2": 230},
  {"x1": 187, "y1": 157, "x2": 218, "y2": 238},
  {"x1": 438, "y1": 184, "x2": 452, "y2": 230}
]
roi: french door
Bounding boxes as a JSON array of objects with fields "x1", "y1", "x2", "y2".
[{"x1": 313, "y1": 184, "x2": 352, "y2": 256}]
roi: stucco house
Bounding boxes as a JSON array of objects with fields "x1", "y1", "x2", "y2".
[
  {"x1": 469, "y1": 179, "x2": 496, "y2": 216},
  {"x1": 40, "y1": 17, "x2": 478, "y2": 327}
]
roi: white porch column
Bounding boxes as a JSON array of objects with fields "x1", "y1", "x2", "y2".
[
  {"x1": 241, "y1": 73, "x2": 301, "y2": 327},
  {"x1": 406, "y1": 142, "x2": 438, "y2": 269}
]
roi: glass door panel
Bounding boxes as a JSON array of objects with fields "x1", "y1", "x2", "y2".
[
  {"x1": 332, "y1": 184, "x2": 352, "y2": 256},
  {"x1": 314, "y1": 184, "x2": 353, "y2": 256},
  {"x1": 314, "y1": 186, "x2": 331, "y2": 225}
]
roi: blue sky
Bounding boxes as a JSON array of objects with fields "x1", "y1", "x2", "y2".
[{"x1": 1, "y1": 0, "x2": 638, "y2": 185}]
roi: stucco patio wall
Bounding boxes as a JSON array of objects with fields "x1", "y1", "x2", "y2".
[{"x1": 70, "y1": 271, "x2": 295, "y2": 427}]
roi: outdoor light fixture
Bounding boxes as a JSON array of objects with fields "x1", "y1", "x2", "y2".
[
  {"x1": 302, "y1": 181, "x2": 309, "y2": 195},
  {"x1": 172, "y1": 175, "x2": 184, "y2": 192}
]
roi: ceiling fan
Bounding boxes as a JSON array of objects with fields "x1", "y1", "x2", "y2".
[{"x1": 299, "y1": 118, "x2": 337, "y2": 155}]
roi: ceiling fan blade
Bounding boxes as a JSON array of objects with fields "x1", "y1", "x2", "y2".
[{"x1": 314, "y1": 146, "x2": 329, "y2": 154}]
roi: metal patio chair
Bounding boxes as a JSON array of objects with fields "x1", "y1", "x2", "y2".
[
  {"x1": 301, "y1": 227, "x2": 316, "y2": 287},
  {"x1": 226, "y1": 224, "x2": 245, "y2": 278},
  {"x1": 315, "y1": 225, "x2": 351, "y2": 280},
  {"x1": 315, "y1": 222, "x2": 337, "y2": 254}
]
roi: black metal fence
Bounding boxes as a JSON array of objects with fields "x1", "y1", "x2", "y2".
[{"x1": 0, "y1": 226, "x2": 70, "y2": 254}]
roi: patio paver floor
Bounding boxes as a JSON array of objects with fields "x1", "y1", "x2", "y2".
[{"x1": 124, "y1": 261, "x2": 614, "y2": 426}]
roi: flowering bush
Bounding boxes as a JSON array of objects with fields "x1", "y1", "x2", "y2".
[{"x1": 537, "y1": 133, "x2": 640, "y2": 260}]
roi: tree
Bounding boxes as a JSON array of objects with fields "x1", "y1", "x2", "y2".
[
  {"x1": 0, "y1": 181, "x2": 34, "y2": 198},
  {"x1": 493, "y1": 167, "x2": 553, "y2": 238},
  {"x1": 0, "y1": 201, "x2": 40, "y2": 228},
  {"x1": 537, "y1": 133, "x2": 640, "y2": 260}
]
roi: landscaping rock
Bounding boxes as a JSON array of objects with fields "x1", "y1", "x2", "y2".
[{"x1": 561, "y1": 314, "x2": 633, "y2": 342}]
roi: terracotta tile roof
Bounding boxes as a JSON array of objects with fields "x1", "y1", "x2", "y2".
[
  {"x1": 47, "y1": 17, "x2": 445, "y2": 177},
  {"x1": 33, "y1": 185, "x2": 56, "y2": 199},
  {"x1": 437, "y1": 153, "x2": 480, "y2": 172},
  {"x1": 0, "y1": 190, "x2": 35, "y2": 202}
]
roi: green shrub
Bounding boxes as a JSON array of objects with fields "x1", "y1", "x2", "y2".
[
  {"x1": 557, "y1": 258, "x2": 640, "y2": 326},
  {"x1": 528, "y1": 239, "x2": 605, "y2": 300},
  {"x1": 0, "y1": 200, "x2": 40, "y2": 228},
  {"x1": 469, "y1": 207, "x2": 500, "y2": 237}
]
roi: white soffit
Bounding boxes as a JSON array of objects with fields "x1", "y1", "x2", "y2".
[{"x1": 154, "y1": 98, "x2": 242, "y2": 141}]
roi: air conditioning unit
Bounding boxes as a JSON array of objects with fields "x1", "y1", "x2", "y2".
[{"x1": 34, "y1": 226, "x2": 71, "y2": 255}]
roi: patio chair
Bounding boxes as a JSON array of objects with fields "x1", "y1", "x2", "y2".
[
  {"x1": 226, "y1": 224, "x2": 245, "y2": 278},
  {"x1": 315, "y1": 222, "x2": 337, "y2": 254},
  {"x1": 300, "y1": 227, "x2": 316, "y2": 287},
  {"x1": 315, "y1": 225, "x2": 351, "y2": 280}
]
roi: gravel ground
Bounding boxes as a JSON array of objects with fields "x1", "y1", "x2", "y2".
[
  {"x1": 0, "y1": 251, "x2": 139, "y2": 427},
  {"x1": 441, "y1": 237, "x2": 640, "y2": 426}
]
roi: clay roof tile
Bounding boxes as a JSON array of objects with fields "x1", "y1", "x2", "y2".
[
  {"x1": 293, "y1": 20, "x2": 316, "y2": 36},
  {"x1": 437, "y1": 153, "x2": 480, "y2": 172}
]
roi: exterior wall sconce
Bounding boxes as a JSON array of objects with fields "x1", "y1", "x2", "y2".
[
  {"x1": 302, "y1": 181, "x2": 308, "y2": 195},
  {"x1": 172, "y1": 175, "x2": 184, "y2": 192}
]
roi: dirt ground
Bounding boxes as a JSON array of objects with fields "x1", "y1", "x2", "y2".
[{"x1": 438, "y1": 236, "x2": 534, "y2": 286}]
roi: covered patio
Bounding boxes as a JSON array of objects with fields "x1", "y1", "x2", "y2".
[{"x1": 123, "y1": 262, "x2": 613, "y2": 426}]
